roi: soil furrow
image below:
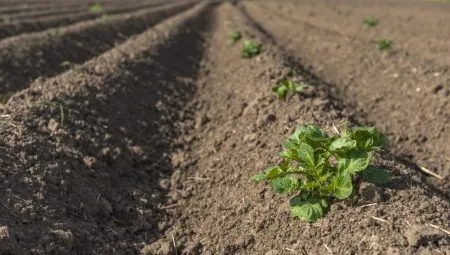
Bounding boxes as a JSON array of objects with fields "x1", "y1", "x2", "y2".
[
  {"x1": 241, "y1": 1, "x2": 450, "y2": 186},
  {"x1": 294, "y1": 0, "x2": 450, "y2": 13},
  {"x1": 260, "y1": 1, "x2": 450, "y2": 67},
  {"x1": 0, "y1": 0, "x2": 120, "y2": 14},
  {"x1": 0, "y1": 1, "x2": 98, "y2": 15},
  {"x1": 0, "y1": 2, "x2": 213, "y2": 254},
  {"x1": 141, "y1": 2, "x2": 449, "y2": 254},
  {"x1": 0, "y1": 0, "x2": 173, "y2": 39},
  {"x1": 0, "y1": 0, "x2": 169, "y2": 22},
  {"x1": 2, "y1": 9, "x2": 87, "y2": 23},
  {"x1": 0, "y1": 1, "x2": 196, "y2": 97}
]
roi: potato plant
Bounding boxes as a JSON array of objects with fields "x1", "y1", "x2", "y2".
[
  {"x1": 228, "y1": 31, "x2": 242, "y2": 45},
  {"x1": 363, "y1": 16, "x2": 379, "y2": 27},
  {"x1": 376, "y1": 39, "x2": 393, "y2": 50},
  {"x1": 252, "y1": 125, "x2": 390, "y2": 222},
  {"x1": 272, "y1": 80, "x2": 309, "y2": 100},
  {"x1": 242, "y1": 40, "x2": 262, "y2": 58}
]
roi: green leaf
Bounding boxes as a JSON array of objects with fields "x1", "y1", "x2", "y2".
[
  {"x1": 283, "y1": 138, "x2": 299, "y2": 150},
  {"x1": 242, "y1": 40, "x2": 262, "y2": 58},
  {"x1": 266, "y1": 166, "x2": 284, "y2": 180},
  {"x1": 251, "y1": 165, "x2": 286, "y2": 182},
  {"x1": 276, "y1": 86, "x2": 288, "y2": 100},
  {"x1": 251, "y1": 172, "x2": 267, "y2": 182},
  {"x1": 363, "y1": 16, "x2": 378, "y2": 28},
  {"x1": 298, "y1": 143, "x2": 315, "y2": 167},
  {"x1": 295, "y1": 83, "x2": 307, "y2": 93},
  {"x1": 279, "y1": 148, "x2": 298, "y2": 161},
  {"x1": 330, "y1": 173, "x2": 353, "y2": 199},
  {"x1": 329, "y1": 137, "x2": 357, "y2": 152},
  {"x1": 228, "y1": 31, "x2": 241, "y2": 45},
  {"x1": 337, "y1": 151, "x2": 370, "y2": 174},
  {"x1": 270, "y1": 175, "x2": 298, "y2": 193},
  {"x1": 350, "y1": 127, "x2": 387, "y2": 151},
  {"x1": 292, "y1": 125, "x2": 326, "y2": 141},
  {"x1": 290, "y1": 196, "x2": 327, "y2": 222},
  {"x1": 360, "y1": 166, "x2": 390, "y2": 185},
  {"x1": 376, "y1": 39, "x2": 393, "y2": 51}
]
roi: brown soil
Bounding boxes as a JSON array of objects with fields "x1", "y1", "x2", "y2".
[
  {"x1": 0, "y1": 0, "x2": 448, "y2": 254},
  {"x1": 0, "y1": 0, "x2": 174, "y2": 39},
  {"x1": 0, "y1": 1, "x2": 195, "y2": 95},
  {"x1": 242, "y1": 0, "x2": 450, "y2": 194},
  {"x1": 0, "y1": 1, "x2": 97, "y2": 15},
  {"x1": 0, "y1": 0, "x2": 163, "y2": 22}
]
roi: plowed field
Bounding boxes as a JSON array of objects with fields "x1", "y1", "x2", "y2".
[{"x1": 0, "y1": 0, "x2": 448, "y2": 254}]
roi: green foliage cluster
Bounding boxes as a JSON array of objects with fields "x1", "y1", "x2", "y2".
[
  {"x1": 242, "y1": 40, "x2": 262, "y2": 58},
  {"x1": 272, "y1": 80, "x2": 309, "y2": 100},
  {"x1": 362, "y1": 16, "x2": 395, "y2": 51},
  {"x1": 228, "y1": 31, "x2": 242, "y2": 45},
  {"x1": 252, "y1": 125, "x2": 390, "y2": 222},
  {"x1": 376, "y1": 39, "x2": 393, "y2": 50},
  {"x1": 363, "y1": 16, "x2": 379, "y2": 28}
]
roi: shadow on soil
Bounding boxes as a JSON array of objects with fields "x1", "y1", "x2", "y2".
[
  {"x1": 0, "y1": 6, "x2": 214, "y2": 254},
  {"x1": 0, "y1": 3, "x2": 194, "y2": 95}
]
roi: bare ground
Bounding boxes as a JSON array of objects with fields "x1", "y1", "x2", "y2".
[{"x1": 0, "y1": 0, "x2": 448, "y2": 254}]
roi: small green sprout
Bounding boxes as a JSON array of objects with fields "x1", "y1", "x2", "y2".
[
  {"x1": 242, "y1": 40, "x2": 262, "y2": 58},
  {"x1": 272, "y1": 80, "x2": 309, "y2": 100},
  {"x1": 228, "y1": 31, "x2": 241, "y2": 45},
  {"x1": 40, "y1": 100, "x2": 67, "y2": 125},
  {"x1": 89, "y1": 2, "x2": 104, "y2": 14},
  {"x1": 376, "y1": 39, "x2": 393, "y2": 50},
  {"x1": 363, "y1": 16, "x2": 379, "y2": 28},
  {"x1": 252, "y1": 125, "x2": 390, "y2": 222}
]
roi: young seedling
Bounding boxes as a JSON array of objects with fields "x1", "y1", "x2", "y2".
[
  {"x1": 251, "y1": 125, "x2": 390, "y2": 222},
  {"x1": 89, "y1": 1, "x2": 104, "y2": 14},
  {"x1": 363, "y1": 16, "x2": 379, "y2": 28},
  {"x1": 40, "y1": 100, "x2": 67, "y2": 126},
  {"x1": 228, "y1": 31, "x2": 242, "y2": 45},
  {"x1": 376, "y1": 39, "x2": 393, "y2": 51},
  {"x1": 272, "y1": 80, "x2": 309, "y2": 100},
  {"x1": 242, "y1": 40, "x2": 262, "y2": 58}
]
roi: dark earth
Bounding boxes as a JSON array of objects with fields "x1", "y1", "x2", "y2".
[{"x1": 0, "y1": 0, "x2": 448, "y2": 254}]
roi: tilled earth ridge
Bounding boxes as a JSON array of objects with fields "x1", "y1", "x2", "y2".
[
  {"x1": 0, "y1": 0, "x2": 175, "y2": 39},
  {"x1": 0, "y1": 2, "x2": 212, "y2": 254},
  {"x1": 241, "y1": 1, "x2": 450, "y2": 192},
  {"x1": 259, "y1": 0, "x2": 450, "y2": 67},
  {"x1": 146, "y1": 3, "x2": 449, "y2": 254},
  {"x1": 0, "y1": 1, "x2": 197, "y2": 96},
  {"x1": 0, "y1": 0, "x2": 171, "y2": 23},
  {"x1": 0, "y1": 0, "x2": 118, "y2": 8}
]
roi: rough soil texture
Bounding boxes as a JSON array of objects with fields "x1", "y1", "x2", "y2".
[
  {"x1": 242, "y1": 0, "x2": 450, "y2": 193},
  {"x1": 0, "y1": 0, "x2": 448, "y2": 254},
  {"x1": 0, "y1": 0, "x2": 169, "y2": 23},
  {"x1": 0, "y1": 1, "x2": 196, "y2": 95},
  {"x1": 0, "y1": 0, "x2": 173, "y2": 39}
]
